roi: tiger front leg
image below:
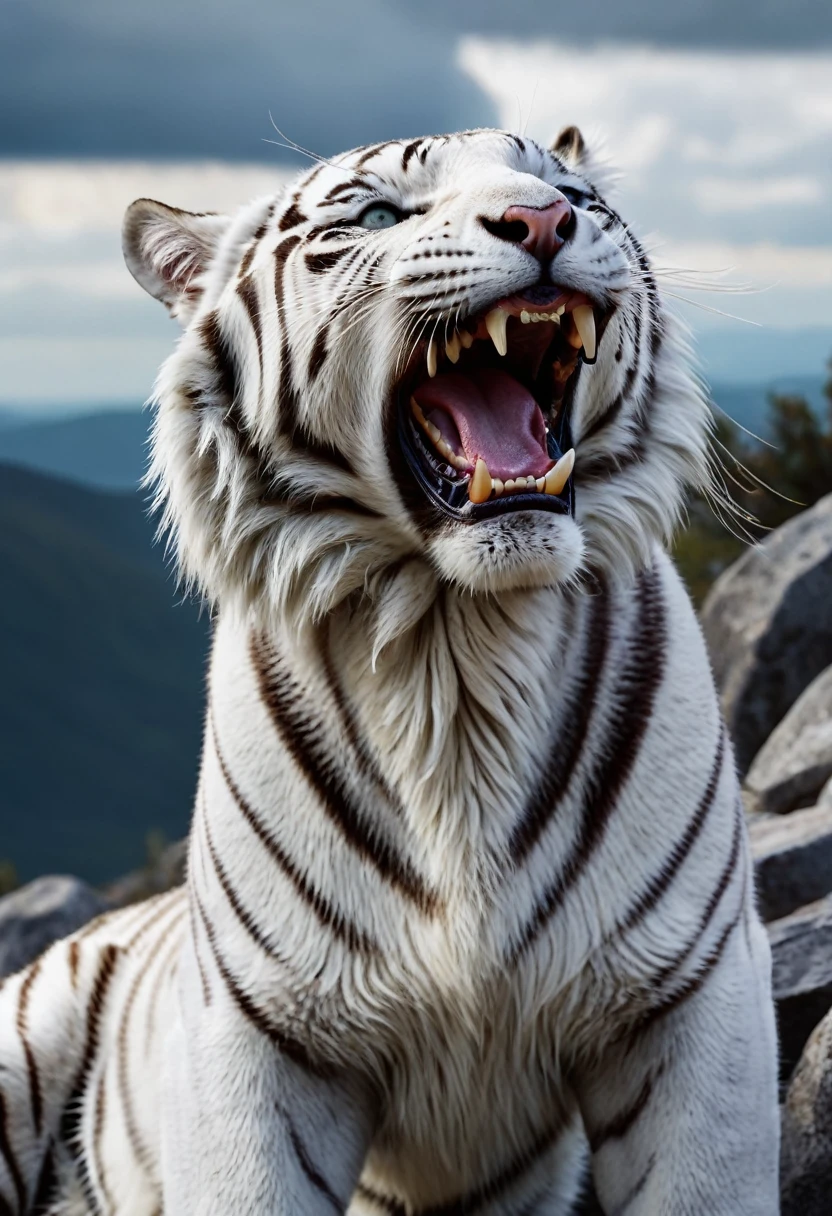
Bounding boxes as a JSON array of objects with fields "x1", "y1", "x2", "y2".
[
  {"x1": 160, "y1": 944, "x2": 375, "y2": 1215},
  {"x1": 575, "y1": 899, "x2": 780, "y2": 1215}
]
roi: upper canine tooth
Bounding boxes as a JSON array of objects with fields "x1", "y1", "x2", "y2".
[
  {"x1": 484, "y1": 308, "x2": 508, "y2": 356},
  {"x1": 446, "y1": 332, "x2": 461, "y2": 364},
  {"x1": 544, "y1": 448, "x2": 575, "y2": 496},
  {"x1": 427, "y1": 337, "x2": 438, "y2": 378},
  {"x1": 572, "y1": 305, "x2": 596, "y2": 360},
  {"x1": 459, "y1": 329, "x2": 474, "y2": 349},
  {"x1": 469, "y1": 457, "x2": 492, "y2": 504}
]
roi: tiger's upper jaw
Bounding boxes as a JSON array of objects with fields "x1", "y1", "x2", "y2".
[{"x1": 393, "y1": 285, "x2": 610, "y2": 524}]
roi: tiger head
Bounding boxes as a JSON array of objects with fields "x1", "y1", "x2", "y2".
[{"x1": 124, "y1": 128, "x2": 710, "y2": 627}]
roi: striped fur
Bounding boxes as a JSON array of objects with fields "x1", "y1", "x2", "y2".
[{"x1": 0, "y1": 129, "x2": 778, "y2": 1214}]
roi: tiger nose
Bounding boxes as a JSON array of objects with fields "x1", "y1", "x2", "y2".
[{"x1": 496, "y1": 200, "x2": 573, "y2": 263}]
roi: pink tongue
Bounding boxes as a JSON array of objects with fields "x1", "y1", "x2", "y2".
[{"x1": 413, "y1": 369, "x2": 551, "y2": 481}]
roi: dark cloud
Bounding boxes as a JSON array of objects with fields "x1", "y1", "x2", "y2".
[
  {"x1": 0, "y1": 0, "x2": 495, "y2": 161},
  {"x1": 6, "y1": 0, "x2": 828, "y2": 164}
]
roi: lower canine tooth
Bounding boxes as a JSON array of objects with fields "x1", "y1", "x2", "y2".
[
  {"x1": 484, "y1": 308, "x2": 508, "y2": 356},
  {"x1": 544, "y1": 448, "x2": 575, "y2": 496},
  {"x1": 427, "y1": 337, "x2": 438, "y2": 378},
  {"x1": 469, "y1": 457, "x2": 492, "y2": 504},
  {"x1": 446, "y1": 332, "x2": 461, "y2": 363},
  {"x1": 572, "y1": 305, "x2": 596, "y2": 360}
]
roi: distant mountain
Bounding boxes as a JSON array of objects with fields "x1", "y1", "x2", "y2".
[
  {"x1": 0, "y1": 463, "x2": 209, "y2": 885},
  {"x1": 0, "y1": 377, "x2": 827, "y2": 495},
  {"x1": 0, "y1": 409, "x2": 150, "y2": 491}
]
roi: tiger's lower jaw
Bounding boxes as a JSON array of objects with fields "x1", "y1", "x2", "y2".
[{"x1": 428, "y1": 510, "x2": 586, "y2": 595}]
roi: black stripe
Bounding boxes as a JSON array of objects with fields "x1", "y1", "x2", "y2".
[
  {"x1": 509, "y1": 566, "x2": 667, "y2": 962},
  {"x1": 0, "y1": 1090, "x2": 26, "y2": 1213},
  {"x1": 201, "y1": 811, "x2": 300, "y2": 963},
  {"x1": 321, "y1": 626, "x2": 397, "y2": 803},
  {"x1": 636, "y1": 883, "x2": 744, "y2": 1033},
  {"x1": 611, "y1": 1153, "x2": 656, "y2": 1216},
  {"x1": 401, "y1": 140, "x2": 422, "y2": 171},
  {"x1": 199, "y1": 310, "x2": 241, "y2": 405},
  {"x1": 355, "y1": 1184, "x2": 407, "y2": 1216},
  {"x1": 305, "y1": 247, "x2": 350, "y2": 274},
  {"x1": 211, "y1": 721, "x2": 379, "y2": 954},
  {"x1": 283, "y1": 1109, "x2": 345, "y2": 1212},
  {"x1": 59, "y1": 944, "x2": 121, "y2": 1216},
  {"x1": 279, "y1": 192, "x2": 307, "y2": 231},
  {"x1": 509, "y1": 586, "x2": 611, "y2": 864},
  {"x1": 250, "y1": 635, "x2": 438, "y2": 913},
  {"x1": 193, "y1": 890, "x2": 332, "y2": 1079},
  {"x1": 16, "y1": 958, "x2": 43, "y2": 1136},
  {"x1": 588, "y1": 1065, "x2": 663, "y2": 1154},
  {"x1": 321, "y1": 178, "x2": 367, "y2": 204},
  {"x1": 237, "y1": 275, "x2": 263, "y2": 376},
  {"x1": 274, "y1": 234, "x2": 354, "y2": 474},
  {"x1": 617, "y1": 729, "x2": 726, "y2": 937},
  {"x1": 307, "y1": 326, "x2": 328, "y2": 383},
  {"x1": 29, "y1": 1146, "x2": 57, "y2": 1216}
]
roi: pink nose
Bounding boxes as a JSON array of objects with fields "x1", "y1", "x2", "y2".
[{"x1": 500, "y1": 199, "x2": 573, "y2": 263}]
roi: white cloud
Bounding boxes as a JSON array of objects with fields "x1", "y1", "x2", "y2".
[{"x1": 692, "y1": 177, "x2": 824, "y2": 213}]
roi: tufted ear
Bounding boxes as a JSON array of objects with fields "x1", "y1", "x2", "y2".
[
  {"x1": 122, "y1": 198, "x2": 230, "y2": 324},
  {"x1": 550, "y1": 124, "x2": 587, "y2": 168}
]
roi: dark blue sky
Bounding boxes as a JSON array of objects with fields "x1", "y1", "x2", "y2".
[{"x1": 4, "y1": 0, "x2": 831, "y2": 162}]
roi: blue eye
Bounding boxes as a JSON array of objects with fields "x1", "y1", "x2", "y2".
[
  {"x1": 559, "y1": 185, "x2": 592, "y2": 208},
  {"x1": 357, "y1": 203, "x2": 402, "y2": 230}
]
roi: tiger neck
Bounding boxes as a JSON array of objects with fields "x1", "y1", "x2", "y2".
[{"x1": 316, "y1": 571, "x2": 582, "y2": 855}]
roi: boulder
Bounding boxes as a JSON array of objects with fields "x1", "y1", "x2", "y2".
[
  {"x1": 0, "y1": 875, "x2": 108, "y2": 978},
  {"x1": 780, "y1": 1006, "x2": 832, "y2": 1215},
  {"x1": 769, "y1": 895, "x2": 832, "y2": 1082},
  {"x1": 745, "y1": 666, "x2": 832, "y2": 815},
  {"x1": 103, "y1": 837, "x2": 187, "y2": 908},
  {"x1": 750, "y1": 803, "x2": 832, "y2": 922},
  {"x1": 701, "y1": 494, "x2": 832, "y2": 774}
]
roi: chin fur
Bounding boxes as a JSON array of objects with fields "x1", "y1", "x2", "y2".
[{"x1": 428, "y1": 512, "x2": 585, "y2": 595}]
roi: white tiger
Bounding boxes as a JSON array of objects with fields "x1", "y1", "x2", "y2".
[{"x1": 0, "y1": 127, "x2": 779, "y2": 1215}]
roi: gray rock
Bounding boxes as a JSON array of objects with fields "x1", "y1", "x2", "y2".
[
  {"x1": 103, "y1": 838, "x2": 187, "y2": 908},
  {"x1": 701, "y1": 494, "x2": 832, "y2": 774},
  {"x1": 750, "y1": 803, "x2": 832, "y2": 922},
  {"x1": 769, "y1": 895, "x2": 832, "y2": 1082},
  {"x1": 745, "y1": 666, "x2": 832, "y2": 815},
  {"x1": 0, "y1": 875, "x2": 108, "y2": 978},
  {"x1": 781, "y1": 1006, "x2": 832, "y2": 1215}
]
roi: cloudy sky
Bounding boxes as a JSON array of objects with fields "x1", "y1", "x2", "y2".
[{"x1": 2, "y1": 0, "x2": 831, "y2": 412}]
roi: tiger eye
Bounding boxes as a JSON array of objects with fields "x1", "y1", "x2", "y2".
[{"x1": 358, "y1": 204, "x2": 401, "y2": 230}]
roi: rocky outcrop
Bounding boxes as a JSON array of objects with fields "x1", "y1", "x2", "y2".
[
  {"x1": 0, "y1": 875, "x2": 108, "y2": 978},
  {"x1": 103, "y1": 838, "x2": 187, "y2": 907},
  {"x1": 745, "y1": 666, "x2": 832, "y2": 815},
  {"x1": 701, "y1": 494, "x2": 832, "y2": 774},
  {"x1": 750, "y1": 804, "x2": 832, "y2": 922},
  {"x1": 780, "y1": 1006, "x2": 832, "y2": 1215},
  {"x1": 769, "y1": 895, "x2": 832, "y2": 1082}
]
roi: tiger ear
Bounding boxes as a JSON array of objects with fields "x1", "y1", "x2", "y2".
[
  {"x1": 122, "y1": 199, "x2": 230, "y2": 324},
  {"x1": 550, "y1": 125, "x2": 587, "y2": 168}
]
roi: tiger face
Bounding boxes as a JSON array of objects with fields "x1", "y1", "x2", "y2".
[{"x1": 124, "y1": 128, "x2": 710, "y2": 621}]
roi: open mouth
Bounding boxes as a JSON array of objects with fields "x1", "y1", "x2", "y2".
[{"x1": 395, "y1": 286, "x2": 602, "y2": 523}]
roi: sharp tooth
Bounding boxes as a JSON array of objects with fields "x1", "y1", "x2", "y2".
[
  {"x1": 469, "y1": 457, "x2": 492, "y2": 504},
  {"x1": 572, "y1": 305, "x2": 596, "y2": 360},
  {"x1": 427, "y1": 337, "x2": 438, "y2": 378},
  {"x1": 556, "y1": 304, "x2": 565, "y2": 316},
  {"x1": 520, "y1": 310, "x2": 530, "y2": 324},
  {"x1": 492, "y1": 478, "x2": 504, "y2": 496},
  {"x1": 446, "y1": 332, "x2": 461, "y2": 364},
  {"x1": 484, "y1": 308, "x2": 508, "y2": 356},
  {"x1": 459, "y1": 329, "x2": 474, "y2": 349},
  {"x1": 535, "y1": 477, "x2": 545, "y2": 492},
  {"x1": 544, "y1": 449, "x2": 575, "y2": 496}
]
